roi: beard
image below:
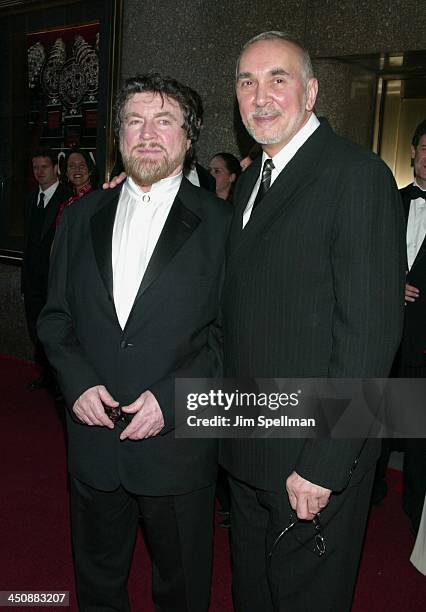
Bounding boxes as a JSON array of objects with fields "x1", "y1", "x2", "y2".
[
  {"x1": 243, "y1": 103, "x2": 308, "y2": 146},
  {"x1": 122, "y1": 141, "x2": 187, "y2": 186}
]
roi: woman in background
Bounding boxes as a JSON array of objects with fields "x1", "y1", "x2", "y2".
[
  {"x1": 209, "y1": 152, "x2": 241, "y2": 202},
  {"x1": 239, "y1": 142, "x2": 262, "y2": 171},
  {"x1": 56, "y1": 148, "x2": 97, "y2": 226}
]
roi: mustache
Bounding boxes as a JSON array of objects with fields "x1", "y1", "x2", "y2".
[
  {"x1": 250, "y1": 109, "x2": 282, "y2": 118},
  {"x1": 130, "y1": 142, "x2": 167, "y2": 154}
]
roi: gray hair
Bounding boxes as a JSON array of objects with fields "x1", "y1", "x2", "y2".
[{"x1": 236, "y1": 31, "x2": 315, "y2": 86}]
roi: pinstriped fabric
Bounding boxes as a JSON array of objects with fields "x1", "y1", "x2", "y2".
[{"x1": 220, "y1": 119, "x2": 406, "y2": 492}]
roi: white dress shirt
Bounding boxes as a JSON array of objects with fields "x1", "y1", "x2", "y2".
[
  {"x1": 243, "y1": 113, "x2": 320, "y2": 228},
  {"x1": 38, "y1": 180, "x2": 59, "y2": 207},
  {"x1": 406, "y1": 181, "x2": 426, "y2": 270},
  {"x1": 112, "y1": 174, "x2": 182, "y2": 329}
]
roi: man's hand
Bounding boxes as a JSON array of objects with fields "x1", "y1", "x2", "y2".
[
  {"x1": 73, "y1": 385, "x2": 118, "y2": 428},
  {"x1": 286, "y1": 471, "x2": 331, "y2": 520},
  {"x1": 102, "y1": 172, "x2": 126, "y2": 189},
  {"x1": 405, "y1": 282, "x2": 419, "y2": 304},
  {"x1": 120, "y1": 390, "x2": 164, "y2": 440}
]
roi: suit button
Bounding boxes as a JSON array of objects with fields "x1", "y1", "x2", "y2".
[{"x1": 120, "y1": 340, "x2": 128, "y2": 349}]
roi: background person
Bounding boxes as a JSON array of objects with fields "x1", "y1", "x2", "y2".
[
  {"x1": 22, "y1": 148, "x2": 70, "y2": 392},
  {"x1": 239, "y1": 142, "x2": 262, "y2": 171},
  {"x1": 56, "y1": 148, "x2": 98, "y2": 226},
  {"x1": 393, "y1": 119, "x2": 426, "y2": 534},
  {"x1": 209, "y1": 152, "x2": 241, "y2": 202}
]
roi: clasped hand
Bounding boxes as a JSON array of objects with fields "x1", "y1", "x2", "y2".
[{"x1": 73, "y1": 386, "x2": 164, "y2": 440}]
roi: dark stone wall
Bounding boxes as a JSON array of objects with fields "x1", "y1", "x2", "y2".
[
  {"x1": 120, "y1": 0, "x2": 424, "y2": 160},
  {"x1": 121, "y1": 0, "x2": 308, "y2": 162},
  {"x1": 306, "y1": 0, "x2": 425, "y2": 56},
  {"x1": 0, "y1": 263, "x2": 32, "y2": 360}
]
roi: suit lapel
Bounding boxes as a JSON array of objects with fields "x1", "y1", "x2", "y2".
[
  {"x1": 412, "y1": 238, "x2": 426, "y2": 271},
  {"x1": 90, "y1": 188, "x2": 121, "y2": 298},
  {"x1": 25, "y1": 193, "x2": 37, "y2": 241},
  {"x1": 41, "y1": 184, "x2": 63, "y2": 239},
  {"x1": 90, "y1": 179, "x2": 201, "y2": 321},
  {"x1": 401, "y1": 186, "x2": 426, "y2": 272},
  {"x1": 409, "y1": 200, "x2": 426, "y2": 272},
  {"x1": 227, "y1": 159, "x2": 261, "y2": 257},
  {"x1": 226, "y1": 120, "x2": 333, "y2": 282},
  {"x1": 400, "y1": 187, "x2": 411, "y2": 223},
  {"x1": 135, "y1": 185, "x2": 201, "y2": 300}
]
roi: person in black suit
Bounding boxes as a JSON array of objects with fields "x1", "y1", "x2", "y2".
[
  {"x1": 22, "y1": 148, "x2": 70, "y2": 391},
  {"x1": 220, "y1": 31, "x2": 406, "y2": 612},
  {"x1": 396, "y1": 119, "x2": 426, "y2": 533},
  {"x1": 38, "y1": 73, "x2": 231, "y2": 612}
]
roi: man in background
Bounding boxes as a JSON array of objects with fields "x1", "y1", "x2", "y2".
[
  {"x1": 394, "y1": 119, "x2": 426, "y2": 533},
  {"x1": 220, "y1": 31, "x2": 405, "y2": 612},
  {"x1": 22, "y1": 148, "x2": 69, "y2": 392}
]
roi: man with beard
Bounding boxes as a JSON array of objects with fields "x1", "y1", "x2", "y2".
[
  {"x1": 38, "y1": 73, "x2": 231, "y2": 612},
  {"x1": 220, "y1": 32, "x2": 405, "y2": 611}
]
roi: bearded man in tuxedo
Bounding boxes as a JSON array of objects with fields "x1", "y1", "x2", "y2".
[{"x1": 38, "y1": 73, "x2": 231, "y2": 612}]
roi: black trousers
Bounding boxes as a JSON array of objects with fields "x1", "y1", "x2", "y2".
[
  {"x1": 229, "y1": 469, "x2": 375, "y2": 612},
  {"x1": 24, "y1": 287, "x2": 54, "y2": 379},
  {"x1": 397, "y1": 363, "x2": 426, "y2": 532},
  {"x1": 402, "y1": 439, "x2": 426, "y2": 532},
  {"x1": 69, "y1": 477, "x2": 215, "y2": 612}
]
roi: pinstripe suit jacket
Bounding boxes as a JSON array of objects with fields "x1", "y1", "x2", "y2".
[{"x1": 220, "y1": 119, "x2": 406, "y2": 493}]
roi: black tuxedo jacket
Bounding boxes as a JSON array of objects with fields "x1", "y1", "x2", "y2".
[
  {"x1": 38, "y1": 178, "x2": 232, "y2": 495},
  {"x1": 220, "y1": 119, "x2": 406, "y2": 493},
  {"x1": 22, "y1": 182, "x2": 70, "y2": 297},
  {"x1": 399, "y1": 184, "x2": 426, "y2": 367}
]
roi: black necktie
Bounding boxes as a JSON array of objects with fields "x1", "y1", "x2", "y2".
[
  {"x1": 408, "y1": 185, "x2": 426, "y2": 201},
  {"x1": 37, "y1": 192, "x2": 45, "y2": 209},
  {"x1": 252, "y1": 159, "x2": 274, "y2": 211}
]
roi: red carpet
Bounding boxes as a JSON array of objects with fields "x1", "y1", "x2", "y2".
[{"x1": 0, "y1": 354, "x2": 425, "y2": 611}]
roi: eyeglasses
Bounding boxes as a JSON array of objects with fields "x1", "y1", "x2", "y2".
[{"x1": 267, "y1": 512, "x2": 326, "y2": 566}]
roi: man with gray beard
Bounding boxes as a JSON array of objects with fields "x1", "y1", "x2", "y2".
[
  {"x1": 220, "y1": 31, "x2": 405, "y2": 612},
  {"x1": 38, "y1": 73, "x2": 232, "y2": 611}
]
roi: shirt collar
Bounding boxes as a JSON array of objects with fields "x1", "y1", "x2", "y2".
[
  {"x1": 414, "y1": 180, "x2": 426, "y2": 192},
  {"x1": 184, "y1": 165, "x2": 200, "y2": 187},
  {"x1": 125, "y1": 173, "x2": 183, "y2": 203},
  {"x1": 39, "y1": 180, "x2": 59, "y2": 198},
  {"x1": 263, "y1": 113, "x2": 320, "y2": 173}
]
